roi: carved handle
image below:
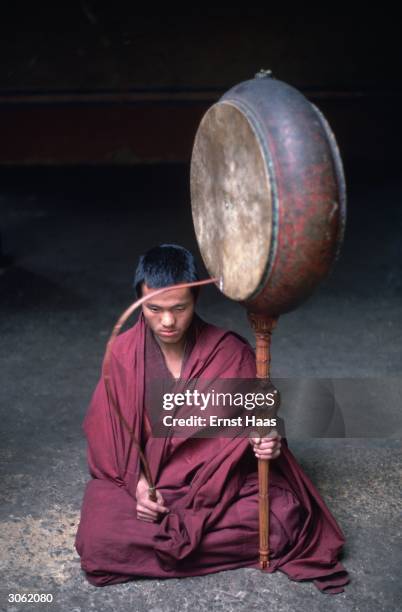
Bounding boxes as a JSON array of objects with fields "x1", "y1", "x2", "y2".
[{"x1": 247, "y1": 312, "x2": 278, "y2": 569}]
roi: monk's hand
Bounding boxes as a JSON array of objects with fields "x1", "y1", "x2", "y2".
[
  {"x1": 136, "y1": 474, "x2": 169, "y2": 522},
  {"x1": 249, "y1": 430, "x2": 281, "y2": 461}
]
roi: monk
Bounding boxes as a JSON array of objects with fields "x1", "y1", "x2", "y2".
[{"x1": 74, "y1": 243, "x2": 349, "y2": 594}]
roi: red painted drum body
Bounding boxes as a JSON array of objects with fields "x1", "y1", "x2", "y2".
[{"x1": 190, "y1": 73, "x2": 346, "y2": 316}]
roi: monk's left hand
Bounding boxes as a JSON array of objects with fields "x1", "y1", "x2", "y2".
[{"x1": 249, "y1": 431, "x2": 281, "y2": 460}]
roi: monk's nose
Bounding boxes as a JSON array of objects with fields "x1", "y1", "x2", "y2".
[{"x1": 161, "y1": 311, "x2": 175, "y2": 328}]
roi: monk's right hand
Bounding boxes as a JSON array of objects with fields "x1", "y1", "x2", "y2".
[{"x1": 135, "y1": 474, "x2": 169, "y2": 522}]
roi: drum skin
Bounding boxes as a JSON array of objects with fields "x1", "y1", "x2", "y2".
[{"x1": 190, "y1": 74, "x2": 346, "y2": 316}]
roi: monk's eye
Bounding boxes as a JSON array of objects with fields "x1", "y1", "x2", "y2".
[
  {"x1": 148, "y1": 306, "x2": 159, "y2": 312},
  {"x1": 175, "y1": 306, "x2": 185, "y2": 311}
]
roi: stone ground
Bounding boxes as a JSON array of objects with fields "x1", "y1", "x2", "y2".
[{"x1": 0, "y1": 163, "x2": 401, "y2": 612}]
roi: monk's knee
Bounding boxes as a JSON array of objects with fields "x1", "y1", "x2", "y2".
[
  {"x1": 75, "y1": 523, "x2": 105, "y2": 569},
  {"x1": 84, "y1": 570, "x2": 132, "y2": 587}
]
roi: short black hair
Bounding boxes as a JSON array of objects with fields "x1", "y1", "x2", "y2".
[{"x1": 133, "y1": 243, "x2": 200, "y2": 299}]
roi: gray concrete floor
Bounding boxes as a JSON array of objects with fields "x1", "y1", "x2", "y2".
[{"x1": 0, "y1": 164, "x2": 401, "y2": 611}]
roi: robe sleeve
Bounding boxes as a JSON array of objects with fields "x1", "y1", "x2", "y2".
[
  {"x1": 81, "y1": 349, "x2": 138, "y2": 496},
  {"x1": 216, "y1": 337, "x2": 257, "y2": 378}
]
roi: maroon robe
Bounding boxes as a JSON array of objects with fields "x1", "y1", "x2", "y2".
[{"x1": 75, "y1": 312, "x2": 349, "y2": 594}]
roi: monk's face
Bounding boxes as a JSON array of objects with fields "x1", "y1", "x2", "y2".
[{"x1": 141, "y1": 283, "x2": 195, "y2": 346}]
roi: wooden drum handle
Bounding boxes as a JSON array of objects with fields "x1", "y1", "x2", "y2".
[{"x1": 247, "y1": 313, "x2": 278, "y2": 569}]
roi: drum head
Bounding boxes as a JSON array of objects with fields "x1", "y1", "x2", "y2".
[{"x1": 190, "y1": 101, "x2": 273, "y2": 302}]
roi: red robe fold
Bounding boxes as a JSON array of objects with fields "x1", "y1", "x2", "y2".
[{"x1": 75, "y1": 312, "x2": 349, "y2": 594}]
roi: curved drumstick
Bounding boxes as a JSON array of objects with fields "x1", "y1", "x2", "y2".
[{"x1": 102, "y1": 277, "x2": 219, "y2": 501}]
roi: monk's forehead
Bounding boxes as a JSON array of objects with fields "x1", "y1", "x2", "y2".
[{"x1": 142, "y1": 284, "x2": 192, "y2": 305}]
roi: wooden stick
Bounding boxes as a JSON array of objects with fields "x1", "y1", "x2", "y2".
[{"x1": 247, "y1": 313, "x2": 278, "y2": 569}]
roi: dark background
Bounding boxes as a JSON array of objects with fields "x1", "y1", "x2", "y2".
[
  {"x1": 0, "y1": 11, "x2": 400, "y2": 166},
  {"x1": 0, "y1": 10, "x2": 401, "y2": 611}
]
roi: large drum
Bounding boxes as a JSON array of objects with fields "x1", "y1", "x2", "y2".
[{"x1": 190, "y1": 71, "x2": 346, "y2": 316}]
